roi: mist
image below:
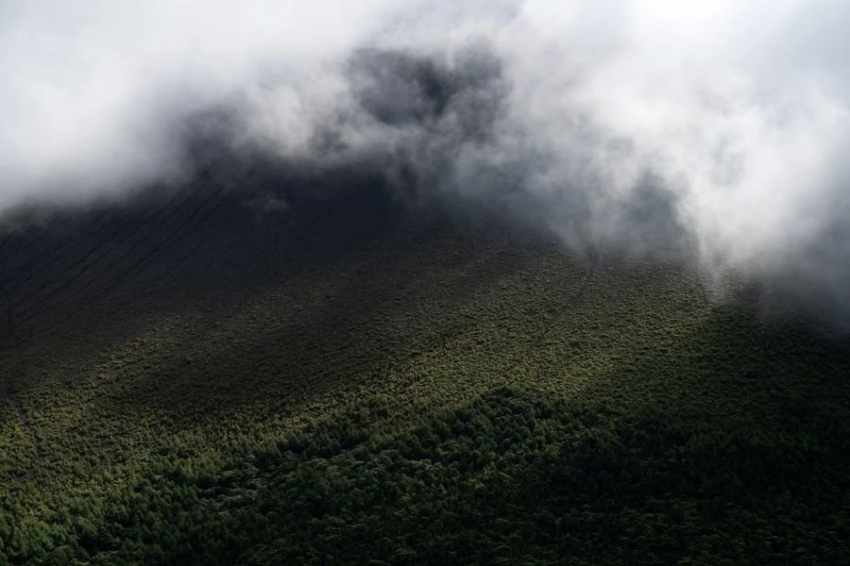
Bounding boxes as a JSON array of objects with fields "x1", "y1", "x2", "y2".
[{"x1": 3, "y1": 1, "x2": 850, "y2": 324}]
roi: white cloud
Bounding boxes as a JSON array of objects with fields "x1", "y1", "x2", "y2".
[{"x1": 2, "y1": 0, "x2": 850, "y2": 320}]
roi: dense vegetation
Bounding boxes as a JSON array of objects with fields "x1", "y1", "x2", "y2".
[{"x1": 1, "y1": 174, "x2": 849, "y2": 563}]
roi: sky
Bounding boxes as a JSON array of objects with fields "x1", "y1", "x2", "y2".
[{"x1": 2, "y1": 1, "x2": 850, "y2": 323}]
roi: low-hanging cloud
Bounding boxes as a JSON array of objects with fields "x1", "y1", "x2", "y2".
[{"x1": 3, "y1": 0, "x2": 850, "y2": 324}]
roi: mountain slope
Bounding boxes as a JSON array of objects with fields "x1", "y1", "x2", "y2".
[{"x1": 1, "y1": 168, "x2": 849, "y2": 564}]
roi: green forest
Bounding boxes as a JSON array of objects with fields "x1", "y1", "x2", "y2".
[{"x1": 1, "y1": 183, "x2": 848, "y2": 564}]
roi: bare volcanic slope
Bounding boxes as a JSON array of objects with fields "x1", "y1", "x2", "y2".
[{"x1": 0, "y1": 163, "x2": 849, "y2": 564}]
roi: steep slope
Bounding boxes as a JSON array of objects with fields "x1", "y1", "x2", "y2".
[{"x1": 0, "y1": 166, "x2": 849, "y2": 564}]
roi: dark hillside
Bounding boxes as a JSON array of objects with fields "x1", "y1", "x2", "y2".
[{"x1": 0, "y1": 166, "x2": 848, "y2": 564}]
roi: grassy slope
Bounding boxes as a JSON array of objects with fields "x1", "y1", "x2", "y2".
[{"x1": 0, "y1": 173, "x2": 848, "y2": 564}]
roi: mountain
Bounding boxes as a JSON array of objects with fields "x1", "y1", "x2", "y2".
[{"x1": 1, "y1": 164, "x2": 849, "y2": 564}]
